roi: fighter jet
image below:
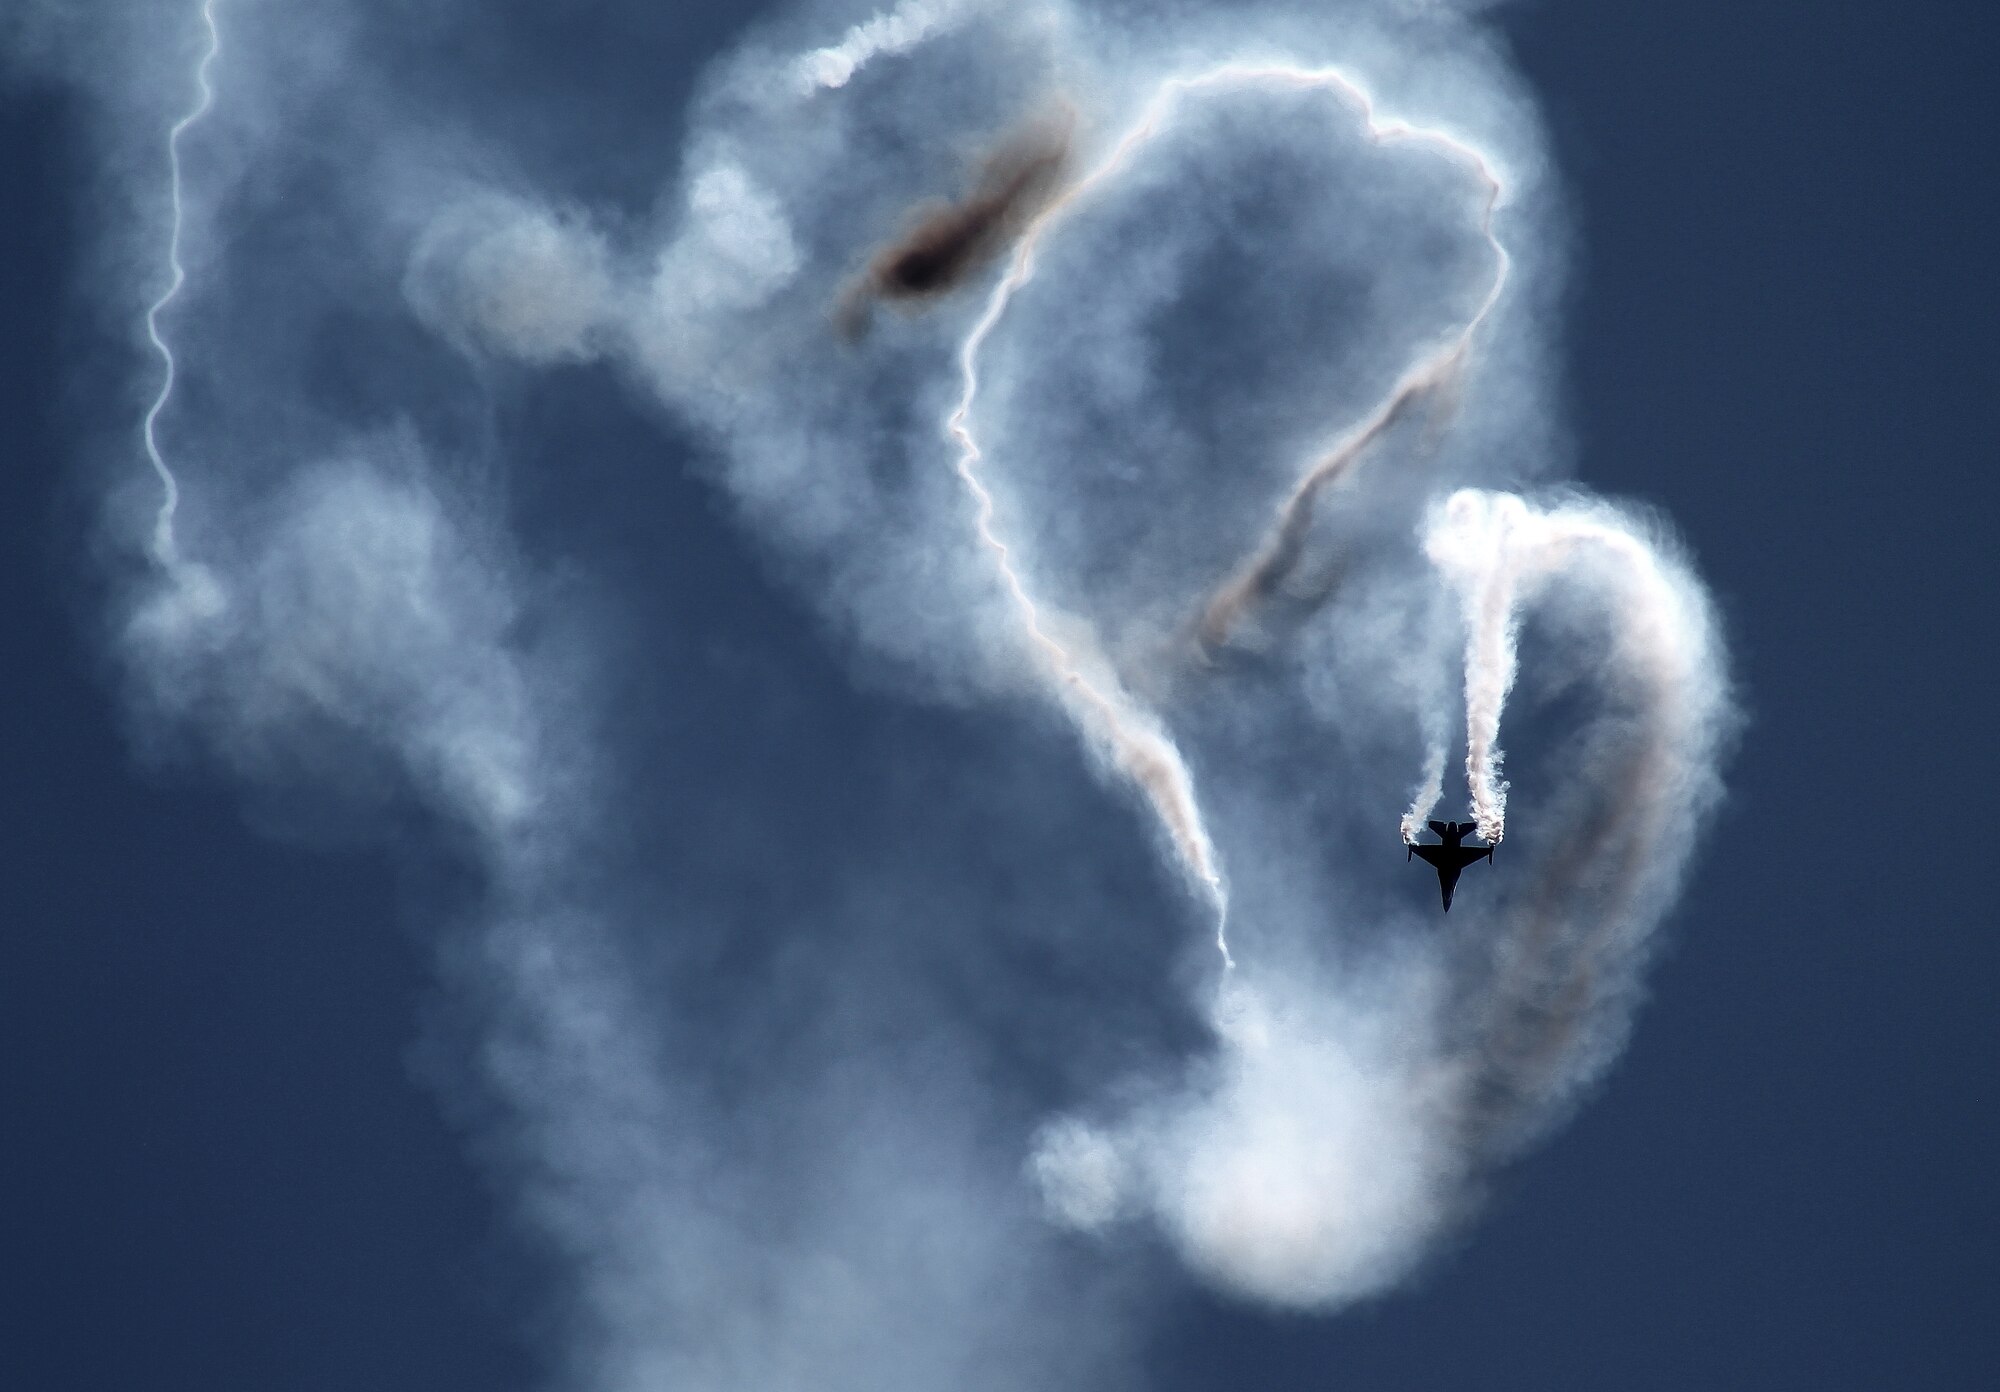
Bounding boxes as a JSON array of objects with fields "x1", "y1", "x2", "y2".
[{"x1": 1406, "y1": 820, "x2": 1494, "y2": 911}]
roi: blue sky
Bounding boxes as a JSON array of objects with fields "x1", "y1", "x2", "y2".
[{"x1": 1, "y1": 1, "x2": 1992, "y2": 1388}]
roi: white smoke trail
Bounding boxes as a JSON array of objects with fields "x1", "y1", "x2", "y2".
[
  {"x1": 1424, "y1": 489, "x2": 1530, "y2": 841},
  {"x1": 793, "y1": 0, "x2": 971, "y2": 93},
  {"x1": 943, "y1": 99, "x2": 1233, "y2": 960},
  {"x1": 1419, "y1": 488, "x2": 1676, "y2": 845},
  {"x1": 138, "y1": 0, "x2": 220, "y2": 574},
  {"x1": 1399, "y1": 735, "x2": 1447, "y2": 844},
  {"x1": 936, "y1": 386, "x2": 1236, "y2": 962}
]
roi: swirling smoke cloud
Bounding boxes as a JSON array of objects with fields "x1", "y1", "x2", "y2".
[{"x1": 41, "y1": 0, "x2": 1732, "y2": 1384}]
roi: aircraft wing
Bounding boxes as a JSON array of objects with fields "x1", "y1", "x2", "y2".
[{"x1": 1412, "y1": 843, "x2": 1490, "y2": 870}]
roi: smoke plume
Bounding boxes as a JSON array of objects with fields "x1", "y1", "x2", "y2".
[{"x1": 40, "y1": 0, "x2": 1733, "y2": 1382}]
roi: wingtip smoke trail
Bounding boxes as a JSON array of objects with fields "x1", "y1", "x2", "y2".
[
  {"x1": 1400, "y1": 737, "x2": 1447, "y2": 845},
  {"x1": 1425, "y1": 490, "x2": 1536, "y2": 844},
  {"x1": 140, "y1": 0, "x2": 222, "y2": 573}
]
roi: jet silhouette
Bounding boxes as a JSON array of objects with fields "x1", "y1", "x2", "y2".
[{"x1": 1407, "y1": 820, "x2": 1494, "y2": 911}]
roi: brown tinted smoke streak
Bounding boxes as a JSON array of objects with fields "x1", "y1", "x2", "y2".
[
  {"x1": 1451, "y1": 720, "x2": 1665, "y2": 1160},
  {"x1": 842, "y1": 113, "x2": 1070, "y2": 333}
]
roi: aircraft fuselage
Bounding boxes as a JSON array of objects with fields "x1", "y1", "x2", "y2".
[{"x1": 1407, "y1": 820, "x2": 1494, "y2": 911}]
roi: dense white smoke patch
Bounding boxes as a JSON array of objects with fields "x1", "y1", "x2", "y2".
[
  {"x1": 1147, "y1": 971, "x2": 1459, "y2": 1307},
  {"x1": 120, "y1": 439, "x2": 559, "y2": 847},
  {"x1": 466, "y1": 906, "x2": 1151, "y2": 1392},
  {"x1": 406, "y1": 194, "x2": 615, "y2": 365},
  {"x1": 1030, "y1": 1116, "x2": 1132, "y2": 1230},
  {"x1": 50, "y1": 0, "x2": 1734, "y2": 1381},
  {"x1": 638, "y1": 164, "x2": 806, "y2": 384}
]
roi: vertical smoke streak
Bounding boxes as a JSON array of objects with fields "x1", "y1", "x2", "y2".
[
  {"x1": 139, "y1": 0, "x2": 221, "y2": 573},
  {"x1": 1401, "y1": 580, "x2": 1462, "y2": 843},
  {"x1": 1425, "y1": 490, "x2": 1531, "y2": 842}
]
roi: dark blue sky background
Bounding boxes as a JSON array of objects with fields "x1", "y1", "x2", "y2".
[{"x1": 2, "y1": 1, "x2": 1993, "y2": 1388}]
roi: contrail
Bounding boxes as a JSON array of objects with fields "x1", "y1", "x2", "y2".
[
  {"x1": 1195, "y1": 76, "x2": 1511, "y2": 653},
  {"x1": 140, "y1": 0, "x2": 222, "y2": 572},
  {"x1": 944, "y1": 61, "x2": 1511, "y2": 968}
]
